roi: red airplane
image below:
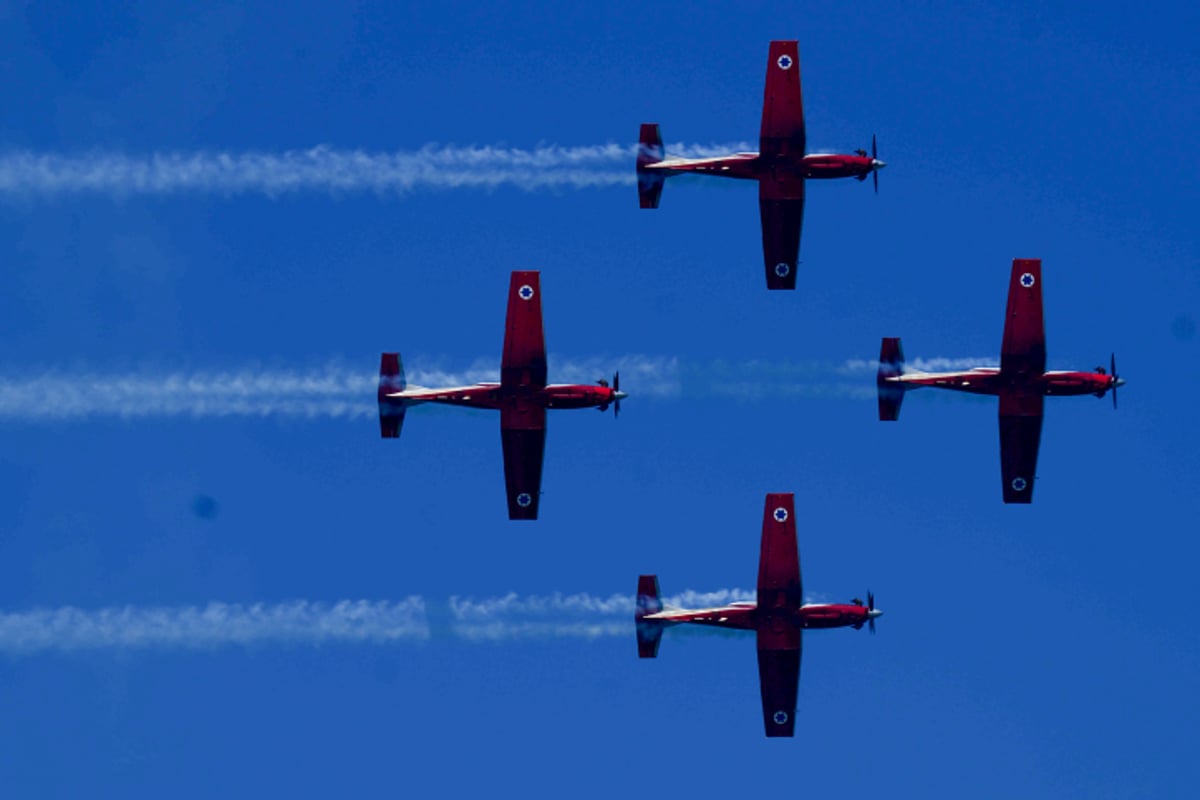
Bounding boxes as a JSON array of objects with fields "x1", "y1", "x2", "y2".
[
  {"x1": 636, "y1": 40, "x2": 885, "y2": 290},
  {"x1": 636, "y1": 492, "x2": 882, "y2": 737},
  {"x1": 877, "y1": 258, "x2": 1124, "y2": 503},
  {"x1": 377, "y1": 270, "x2": 627, "y2": 520}
]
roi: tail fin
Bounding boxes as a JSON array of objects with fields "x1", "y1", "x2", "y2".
[
  {"x1": 635, "y1": 574, "x2": 665, "y2": 658},
  {"x1": 378, "y1": 353, "x2": 407, "y2": 439},
  {"x1": 637, "y1": 123, "x2": 666, "y2": 209},
  {"x1": 877, "y1": 338, "x2": 906, "y2": 421}
]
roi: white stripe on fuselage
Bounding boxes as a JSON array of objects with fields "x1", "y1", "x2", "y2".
[
  {"x1": 386, "y1": 383, "x2": 496, "y2": 399},
  {"x1": 651, "y1": 153, "x2": 759, "y2": 169},
  {"x1": 886, "y1": 368, "x2": 999, "y2": 384}
]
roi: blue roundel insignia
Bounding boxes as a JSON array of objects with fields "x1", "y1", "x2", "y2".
[
  {"x1": 777, "y1": 54, "x2": 793, "y2": 70},
  {"x1": 516, "y1": 492, "x2": 533, "y2": 507},
  {"x1": 1011, "y1": 477, "x2": 1028, "y2": 492},
  {"x1": 518, "y1": 284, "x2": 535, "y2": 301},
  {"x1": 773, "y1": 507, "x2": 789, "y2": 523},
  {"x1": 1020, "y1": 272, "x2": 1035, "y2": 288},
  {"x1": 774, "y1": 262, "x2": 790, "y2": 278},
  {"x1": 773, "y1": 710, "x2": 789, "y2": 725}
]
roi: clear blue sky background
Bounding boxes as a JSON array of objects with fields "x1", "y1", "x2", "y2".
[{"x1": 1, "y1": 1, "x2": 1198, "y2": 797}]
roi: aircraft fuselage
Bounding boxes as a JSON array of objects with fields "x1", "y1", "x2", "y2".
[
  {"x1": 646, "y1": 602, "x2": 880, "y2": 632},
  {"x1": 643, "y1": 151, "x2": 880, "y2": 183},
  {"x1": 386, "y1": 382, "x2": 622, "y2": 411},
  {"x1": 884, "y1": 368, "x2": 1120, "y2": 398}
]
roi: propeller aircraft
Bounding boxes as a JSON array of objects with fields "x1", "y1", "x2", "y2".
[
  {"x1": 877, "y1": 258, "x2": 1124, "y2": 503},
  {"x1": 636, "y1": 492, "x2": 882, "y2": 737},
  {"x1": 636, "y1": 40, "x2": 886, "y2": 289},
  {"x1": 378, "y1": 271, "x2": 627, "y2": 520}
]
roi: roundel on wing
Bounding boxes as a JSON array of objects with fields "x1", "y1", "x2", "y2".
[
  {"x1": 773, "y1": 507, "x2": 789, "y2": 523},
  {"x1": 518, "y1": 284, "x2": 535, "y2": 301},
  {"x1": 1011, "y1": 477, "x2": 1028, "y2": 492},
  {"x1": 776, "y1": 54, "x2": 793, "y2": 70},
  {"x1": 773, "y1": 710, "x2": 789, "y2": 725},
  {"x1": 1019, "y1": 272, "x2": 1036, "y2": 288},
  {"x1": 774, "y1": 262, "x2": 791, "y2": 278},
  {"x1": 516, "y1": 492, "x2": 533, "y2": 507}
]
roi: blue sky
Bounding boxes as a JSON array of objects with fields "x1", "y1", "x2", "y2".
[{"x1": 0, "y1": 1, "x2": 1198, "y2": 797}]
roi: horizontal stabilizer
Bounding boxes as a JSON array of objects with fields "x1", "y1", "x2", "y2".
[
  {"x1": 378, "y1": 352, "x2": 407, "y2": 439},
  {"x1": 878, "y1": 338, "x2": 905, "y2": 379},
  {"x1": 637, "y1": 124, "x2": 664, "y2": 169},
  {"x1": 636, "y1": 575, "x2": 663, "y2": 617},
  {"x1": 636, "y1": 574, "x2": 665, "y2": 658},
  {"x1": 638, "y1": 172, "x2": 665, "y2": 209},
  {"x1": 877, "y1": 337, "x2": 907, "y2": 421},
  {"x1": 637, "y1": 124, "x2": 666, "y2": 209}
]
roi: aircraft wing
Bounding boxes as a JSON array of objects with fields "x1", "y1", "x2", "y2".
[
  {"x1": 757, "y1": 637, "x2": 801, "y2": 737},
  {"x1": 759, "y1": 182, "x2": 804, "y2": 290},
  {"x1": 1000, "y1": 258, "x2": 1046, "y2": 376},
  {"x1": 501, "y1": 271, "x2": 548, "y2": 391},
  {"x1": 500, "y1": 404, "x2": 546, "y2": 520},
  {"x1": 759, "y1": 40, "x2": 805, "y2": 159},
  {"x1": 757, "y1": 493, "x2": 802, "y2": 612},
  {"x1": 999, "y1": 390, "x2": 1043, "y2": 504}
]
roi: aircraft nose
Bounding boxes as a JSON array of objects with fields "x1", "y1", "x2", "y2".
[
  {"x1": 1115, "y1": 378, "x2": 1126, "y2": 387},
  {"x1": 614, "y1": 391, "x2": 629, "y2": 401},
  {"x1": 872, "y1": 159, "x2": 887, "y2": 170},
  {"x1": 868, "y1": 608, "x2": 883, "y2": 619}
]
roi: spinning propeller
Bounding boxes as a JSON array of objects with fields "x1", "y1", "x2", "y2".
[
  {"x1": 1109, "y1": 353, "x2": 1121, "y2": 410},
  {"x1": 871, "y1": 134, "x2": 884, "y2": 194},
  {"x1": 597, "y1": 371, "x2": 625, "y2": 418},
  {"x1": 853, "y1": 591, "x2": 879, "y2": 633},
  {"x1": 857, "y1": 135, "x2": 885, "y2": 192},
  {"x1": 1096, "y1": 353, "x2": 1123, "y2": 409}
]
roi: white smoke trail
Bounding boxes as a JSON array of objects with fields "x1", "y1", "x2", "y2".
[
  {"x1": 0, "y1": 355, "x2": 679, "y2": 421},
  {"x1": 449, "y1": 589, "x2": 755, "y2": 640},
  {"x1": 0, "y1": 598, "x2": 429, "y2": 654},
  {"x1": 838, "y1": 357, "x2": 999, "y2": 374},
  {"x1": 0, "y1": 142, "x2": 752, "y2": 197},
  {"x1": 0, "y1": 589, "x2": 766, "y2": 653},
  {"x1": 0, "y1": 353, "x2": 999, "y2": 422},
  {"x1": 0, "y1": 366, "x2": 378, "y2": 420}
]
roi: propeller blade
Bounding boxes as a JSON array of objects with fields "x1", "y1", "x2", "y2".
[
  {"x1": 1111, "y1": 352, "x2": 1118, "y2": 410},
  {"x1": 872, "y1": 135, "x2": 880, "y2": 194},
  {"x1": 869, "y1": 617, "x2": 876, "y2": 635},
  {"x1": 867, "y1": 590, "x2": 874, "y2": 611},
  {"x1": 613, "y1": 371, "x2": 622, "y2": 419}
]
